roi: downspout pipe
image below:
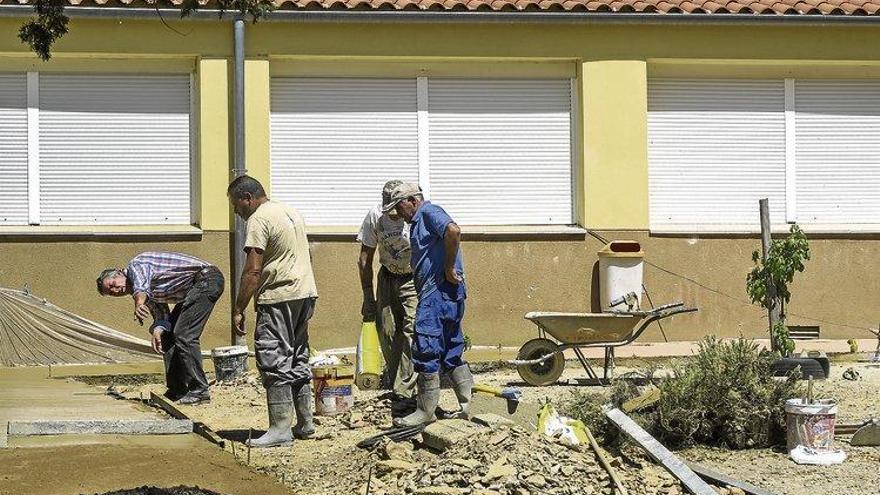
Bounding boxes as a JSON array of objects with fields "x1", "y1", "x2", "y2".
[{"x1": 232, "y1": 17, "x2": 247, "y2": 347}]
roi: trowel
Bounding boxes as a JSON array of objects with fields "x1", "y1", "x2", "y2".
[{"x1": 850, "y1": 419, "x2": 880, "y2": 447}]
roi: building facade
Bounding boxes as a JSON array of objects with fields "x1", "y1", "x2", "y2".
[{"x1": 1, "y1": 2, "x2": 879, "y2": 350}]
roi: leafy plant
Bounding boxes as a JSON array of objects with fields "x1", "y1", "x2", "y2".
[
  {"x1": 653, "y1": 337, "x2": 801, "y2": 449},
  {"x1": 19, "y1": 0, "x2": 275, "y2": 60},
  {"x1": 559, "y1": 336, "x2": 803, "y2": 450},
  {"x1": 746, "y1": 224, "x2": 810, "y2": 355}
]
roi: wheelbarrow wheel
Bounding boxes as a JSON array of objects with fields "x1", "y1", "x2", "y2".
[{"x1": 516, "y1": 338, "x2": 565, "y2": 386}]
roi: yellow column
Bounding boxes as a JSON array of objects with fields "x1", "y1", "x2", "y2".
[
  {"x1": 245, "y1": 58, "x2": 271, "y2": 193},
  {"x1": 197, "y1": 57, "x2": 231, "y2": 231},
  {"x1": 581, "y1": 60, "x2": 650, "y2": 230}
]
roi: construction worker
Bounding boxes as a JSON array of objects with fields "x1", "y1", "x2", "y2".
[
  {"x1": 383, "y1": 182, "x2": 474, "y2": 427},
  {"x1": 228, "y1": 175, "x2": 318, "y2": 448},
  {"x1": 96, "y1": 252, "x2": 224, "y2": 405},
  {"x1": 357, "y1": 180, "x2": 417, "y2": 401}
]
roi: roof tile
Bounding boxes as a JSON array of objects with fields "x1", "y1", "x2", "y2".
[{"x1": 5, "y1": 0, "x2": 880, "y2": 15}]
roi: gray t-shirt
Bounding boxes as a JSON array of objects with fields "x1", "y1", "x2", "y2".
[{"x1": 357, "y1": 205, "x2": 412, "y2": 275}]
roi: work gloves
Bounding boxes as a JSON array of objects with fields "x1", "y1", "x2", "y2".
[{"x1": 361, "y1": 286, "x2": 377, "y2": 322}]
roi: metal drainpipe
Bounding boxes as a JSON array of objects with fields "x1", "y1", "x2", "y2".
[{"x1": 231, "y1": 17, "x2": 247, "y2": 347}]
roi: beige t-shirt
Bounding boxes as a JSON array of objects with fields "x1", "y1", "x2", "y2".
[
  {"x1": 245, "y1": 201, "x2": 318, "y2": 305},
  {"x1": 356, "y1": 205, "x2": 412, "y2": 275}
]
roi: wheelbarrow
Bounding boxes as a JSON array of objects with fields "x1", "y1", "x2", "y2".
[{"x1": 513, "y1": 302, "x2": 697, "y2": 386}]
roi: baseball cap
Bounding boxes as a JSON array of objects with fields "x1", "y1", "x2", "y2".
[
  {"x1": 382, "y1": 180, "x2": 404, "y2": 207},
  {"x1": 382, "y1": 182, "x2": 422, "y2": 213}
]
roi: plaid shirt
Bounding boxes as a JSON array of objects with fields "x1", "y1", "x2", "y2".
[{"x1": 125, "y1": 251, "x2": 213, "y2": 333}]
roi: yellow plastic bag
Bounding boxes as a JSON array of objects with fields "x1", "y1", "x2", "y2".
[
  {"x1": 355, "y1": 321, "x2": 382, "y2": 390},
  {"x1": 537, "y1": 403, "x2": 588, "y2": 445}
]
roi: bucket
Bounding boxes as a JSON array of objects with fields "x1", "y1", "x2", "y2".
[
  {"x1": 785, "y1": 398, "x2": 837, "y2": 452},
  {"x1": 211, "y1": 345, "x2": 249, "y2": 382},
  {"x1": 597, "y1": 241, "x2": 645, "y2": 312},
  {"x1": 312, "y1": 364, "x2": 355, "y2": 416}
]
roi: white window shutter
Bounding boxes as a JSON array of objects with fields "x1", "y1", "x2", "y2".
[
  {"x1": 270, "y1": 78, "x2": 420, "y2": 226},
  {"x1": 648, "y1": 79, "x2": 787, "y2": 231},
  {"x1": 427, "y1": 79, "x2": 573, "y2": 225},
  {"x1": 795, "y1": 80, "x2": 880, "y2": 225},
  {"x1": 38, "y1": 74, "x2": 191, "y2": 225},
  {"x1": 0, "y1": 74, "x2": 28, "y2": 225}
]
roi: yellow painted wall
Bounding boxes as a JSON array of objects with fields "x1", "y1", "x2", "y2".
[
  {"x1": 198, "y1": 58, "x2": 231, "y2": 231},
  {"x1": 3, "y1": 18, "x2": 880, "y2": 231},
  {"x1": 244, "y1": 58, "x2": 272, "y2": 194},
  {"x1": 582, "y1": 61, "x2": 649, "y2": 229},
  {"x1": 3, "y1": 17, "x2": 880, "y2": 350}
]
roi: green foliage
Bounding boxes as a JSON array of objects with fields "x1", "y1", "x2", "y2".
[
  {"x1": 746, "y1": 224, "x2": 810, "y2": 354},
  {"x1": 180, "y1": 0, "x2": 275, "y2": 21},
  {"x1": 19, "y1": 0, "x2": 275, "y2": 61},
  {"x1": 19, "y1": 0, "x2": 69, "y2": 61},
  {"x1": 653, "y1": 336, "x2": 801, "y2": 449},
  {"x1": 559, "y1": 336, "x2": 802, "y2": 451}
]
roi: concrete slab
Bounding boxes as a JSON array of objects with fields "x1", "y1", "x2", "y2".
[
  {"x1": 0, "y1": 367, "x2": 167, "y2": 447},
  {"x1": 0, "y1": 368, "x2": 161, "y2": 421},
  {"x1": 422, "y1": 419, "x2": 485, "y2": 452},
  {"x1": 8, "y1": 419, "x2": 193, "y2": 436}
]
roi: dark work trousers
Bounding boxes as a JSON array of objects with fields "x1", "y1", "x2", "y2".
[
  {"x1": 162, "y1": 268, "x2": 225, "y2": 397},
  {"x1": 255, "y1": 297, "x2": 316, "y2": 389},
  {"x1": 376, "y1": 267, "x2": 417, "y2": 398}
]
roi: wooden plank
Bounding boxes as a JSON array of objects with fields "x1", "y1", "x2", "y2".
[
  {"x1": 622, "y1": 387, "x2": 661, "y2": 413},
  {"x1": 150, "y1": 391, "x2": 225, "y2": 448},
  {"x1": 584, "y1": 425, "x2": 628, "y2": 495},
  {"x1": 685, "y1": 461, "x2": 776, "y2": 495},
  {"x1": 604, "y1": 407, "x2": 717, "y2": 495},
  {"x1": 150, "y1": 391, "x2": 188, "y2": 419}
]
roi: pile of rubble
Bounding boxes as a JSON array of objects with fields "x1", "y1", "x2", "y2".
[{"x1": 364, "y1": 416, "x2": 692, "y2": 495}]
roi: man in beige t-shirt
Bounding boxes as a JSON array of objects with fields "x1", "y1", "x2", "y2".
[
  {"x1": 228, "y1": 175, "x2": 318, "y2": 448},
  {"x1": 357, "y1": 180, "x2": 417, "y2": 401}
]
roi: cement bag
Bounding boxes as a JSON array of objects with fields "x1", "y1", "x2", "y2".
[
  {"x1": 537, "y1": 403, "x2": 589, "y2": 446},
  {"x1": 355, "y1": 321, "x2": 382, "y2": 390}
]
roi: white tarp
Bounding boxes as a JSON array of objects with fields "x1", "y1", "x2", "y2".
[{"x1": 0, "y1": 287, "x2": 156, "y2": 367}]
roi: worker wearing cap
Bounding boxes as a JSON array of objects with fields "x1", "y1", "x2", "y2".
[
  {"x1": 228, "y1": 175, "x2": 318, "y2": 448},
  {"x1": 383, "y1": 183, "x2": 474, "y2": 427},
  {"x1": 357, "y1": 180, "x2": 418, "y2": 401}
]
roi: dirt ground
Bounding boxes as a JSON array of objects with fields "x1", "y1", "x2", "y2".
[
  {"x1": 0, "y1": 435, "x2": 289, "y2": 495},
  {"x1": 88, "y1": 359, "x2": 880, "y2": 495}
]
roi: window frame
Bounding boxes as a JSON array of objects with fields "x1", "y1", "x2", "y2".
[
  {"x1": 268, "y1": 74, "x2": 579, "y2": 231},
  {"x1": 0, "y1": 70, "x2": 198, "y2": 232},
  {"x1": 648, "y1": 76, "x2": 880, "y2": 235}
]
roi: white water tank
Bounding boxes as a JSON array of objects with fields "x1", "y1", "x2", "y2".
[{"x1": 598, "y1": 240, "x2": 644, "y2": 312}]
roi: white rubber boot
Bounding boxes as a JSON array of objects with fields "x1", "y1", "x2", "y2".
[
  {"x1": 449, "y1": 364, "x2": 474, "y2": 420},
  {"x1": 292, "y1": 381, "x2": 315, "y2": 439},
  {"x1": 248, "y1": 385, "x2": 293, "y2": 448},
  {"x1": 393, "y1": 372, "x2": 439, "y2": 427}
]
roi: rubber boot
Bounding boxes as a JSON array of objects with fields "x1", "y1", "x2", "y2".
[
  {"x1": 393, "y1": 372, "x2": 440, "y2": 427},
  {"x1": 449, "y1": 364, "x2": 474, "y2": 420},
  {"x1": 248, "y1": 385, "x2": 293, "y2": 448},
  {"x1": 292, "y1": 381, "x2": 315, "y2": 439}
]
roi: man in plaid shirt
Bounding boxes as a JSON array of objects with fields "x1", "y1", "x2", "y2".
[{"x1": 96, "y1": 251, "x2": 224, "y2": 404}]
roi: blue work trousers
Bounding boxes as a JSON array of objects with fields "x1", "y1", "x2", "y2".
[{"x1": 412, "y1": 289, "x2": 466, "y2": 374}]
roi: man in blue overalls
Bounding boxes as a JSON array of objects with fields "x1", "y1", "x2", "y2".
[{"x1": 383, "y1": 182, "x2": 474, "y2": 427}]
